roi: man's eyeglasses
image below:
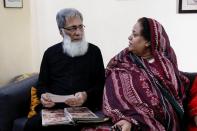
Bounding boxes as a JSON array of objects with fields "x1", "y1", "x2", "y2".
[{"x1": 63, "y1": 24, "x2": 85, "y2": 32}]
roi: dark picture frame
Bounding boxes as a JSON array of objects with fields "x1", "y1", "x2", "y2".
[
  {"x1": 4, "y1": 0, "x2": 23, "y2": 8},
  {"x1": 179, "y1": 0, "x2": 197, "y2": 13}
]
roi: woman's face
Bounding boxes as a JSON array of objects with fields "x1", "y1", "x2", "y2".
[{"x1": 128, "y1": 22, "x2": 150, "y2": 57}]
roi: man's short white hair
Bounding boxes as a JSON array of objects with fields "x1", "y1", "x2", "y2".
[{"x1": 56, "y1": 8, "x2": 83, "y2": 29}]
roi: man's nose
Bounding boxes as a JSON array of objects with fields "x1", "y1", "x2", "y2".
[{"x1": 75, "y1": 28, "x2": 83, "y2": 35}]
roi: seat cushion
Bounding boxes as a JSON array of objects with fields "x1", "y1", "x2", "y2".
[{"x1": 12, "y1": 117, "x2": 28, "y2": 131}]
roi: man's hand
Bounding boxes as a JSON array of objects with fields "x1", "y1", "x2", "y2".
[
  {"x1": 75, "y1": 91, "x2": 87, "y2": 106},
  {"x1": 64, "y1": 91, "x2": 87, "y2": 107},
  {"x1": 41, "y1": 93, "x2": 55, "y2": 108},
  {"x1": 112, "y1": 120, "x2": 132, "y2": 131}
]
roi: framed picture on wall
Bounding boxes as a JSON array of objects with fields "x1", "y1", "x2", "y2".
[
  {"x1": 4, "y1": 0, "x2": 23, "y2": 8},
  {"x1": 179, "y1": 0, "x2": 197, "y2": 13}
]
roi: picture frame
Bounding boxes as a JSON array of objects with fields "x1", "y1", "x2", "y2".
[
  {"x1": 4, "y1": 0, "x2": 23, "y2": 8},
  {"x1": 179, "y1": 0, "x2": 197, "y2": 13}
]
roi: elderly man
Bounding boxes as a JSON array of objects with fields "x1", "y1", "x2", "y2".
[{"x1": 24, "y1": 8, "x2": 105, "y2": 131}]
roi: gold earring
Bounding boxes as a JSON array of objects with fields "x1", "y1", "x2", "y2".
[{"x1": 147, "y1": 42, "x2": 151, "y2": 46}]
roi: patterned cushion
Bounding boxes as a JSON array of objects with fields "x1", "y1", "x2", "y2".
[{"x1": 27, "y1": 86, "x2": 40, "y2": 118}]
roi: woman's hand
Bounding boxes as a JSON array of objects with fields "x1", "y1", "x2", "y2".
[
  {"x1": 41, "y1": 93, "x2": 55, "y2": 108},
  {"x1": 112, "y1": 119, "x2": 132, "y2": 131}
]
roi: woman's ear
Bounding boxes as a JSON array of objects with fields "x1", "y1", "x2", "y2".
[{"x1": 145, "y1": 41, "x2": 151, "y2": 47}]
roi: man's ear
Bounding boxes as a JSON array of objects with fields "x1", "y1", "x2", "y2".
[{"x1": 60, "y1": 29, "x2": 64, "y2": 37}]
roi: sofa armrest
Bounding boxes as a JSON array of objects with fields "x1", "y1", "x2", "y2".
[{"x1": 0, "y1": 74, "x2": 38, "y2": 131}]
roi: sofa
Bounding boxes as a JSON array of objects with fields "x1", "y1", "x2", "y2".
[
  {"x1": 0, "y1": 72, "x2": 196, "y2": 131},
  {"x1": 0, "y1": 74, "x2": 38, "y2": 131}
]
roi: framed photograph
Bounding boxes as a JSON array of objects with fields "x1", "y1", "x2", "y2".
[
  {"x1": 4, "y1": 0, "x2": 23, "y2": 8},
  {"x1": 179, "y1": 0, "x2": 197, "y2": 13}
]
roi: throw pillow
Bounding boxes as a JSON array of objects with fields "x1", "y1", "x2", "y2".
[
  {"x1": 10, "y1": 73, "x2": 38, "y2": 83},
  {"x1": 28, "y1": 86, "x2": 40, "y2": 118}
]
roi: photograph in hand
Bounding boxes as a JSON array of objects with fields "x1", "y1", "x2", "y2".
[{"x1": 48, "y1": 93, "x2": 75, "y2": 103}]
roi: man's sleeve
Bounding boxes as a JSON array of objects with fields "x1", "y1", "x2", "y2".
[
  {"x1": 36, "y1": 51, "x2": 49, "y2": 98},
  {"x1": 86, "y1": 47, "x2": 105, "y2": 110}
]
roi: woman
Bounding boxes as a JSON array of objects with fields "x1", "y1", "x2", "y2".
[{"x1": 102, "y1": 17, "x2": 189, "y2": 131}]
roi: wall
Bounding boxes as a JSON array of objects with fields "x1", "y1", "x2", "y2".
[
  {"x1": 1, "y1": 0, "x2": 197, "y2": 84},
  {"x1": 0, "y1": 0, "x2": 32, "y2": 85},
  {"x1": 31, "y1": 0, "x2": 197, "y2": 73}
]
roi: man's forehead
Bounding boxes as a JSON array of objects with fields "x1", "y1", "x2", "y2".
[{"x1": 65, "y1": 16, "x2": 82, "y2": 26}]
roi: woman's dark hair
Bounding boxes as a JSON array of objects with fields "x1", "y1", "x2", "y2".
[{"x1": 137, "y1": 17, "x2": 151, "y2": 42}]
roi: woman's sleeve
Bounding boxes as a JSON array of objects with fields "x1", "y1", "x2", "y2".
[{"x1": 102, "y1": 71, "x2": 168, "y2": 131}]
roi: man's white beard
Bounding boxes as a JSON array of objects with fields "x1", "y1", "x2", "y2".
[{"x1": 62, "y1": 34, "x2": 88, "y2": 57}]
